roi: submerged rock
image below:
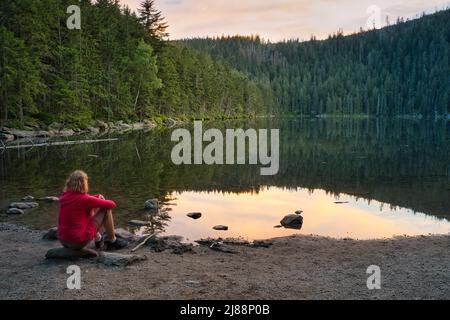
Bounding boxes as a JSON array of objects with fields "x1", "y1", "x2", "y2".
[
  {"x1": 114, "y1": 228, "x2": 138, "y2": 241},
  {"x1": 280, "y1": 214, "x2": 303, "y2": 230},
  {"x1": 9, "y1": 202, "x2": 39, "y2": 210},
  {"x1": 97, "y1": 252, "x2": 146, "y2": 267},
  {"x1": 213, "y1": 225, "x2": 229, "y2": 231},
  {"x1": 144, "y1": 199, "x2": 159, "y2": 211},
  {"x1": 46, "y1": 247, "x2": 98, "y2": 260},
  {"x1": 128, "y1": 220, "x2": 151, "y2": 227},
  {"x1": 0, "y1": 133, "x2": 15, "y2": 141},
  {"x1": 6, "y1": 208, "x2": 25, "y2": 215},
  {"x1": 187, "y1": 212, "x2": 202, "y2": 220},
  {"x1": 43, "y1": 227, "x2": 58, "y2": 240}
]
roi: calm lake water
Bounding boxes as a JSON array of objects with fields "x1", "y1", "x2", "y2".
[{"x1": 1, "y1": 118, "x2": 449, "y2": 241}]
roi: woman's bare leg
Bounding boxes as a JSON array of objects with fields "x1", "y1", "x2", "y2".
[
  {"x1": 93, "y1": 208, "x2": 116, "y2": 241},
  {"x1": 102, "y1": 209, "x2": 116, "y2": 242}
]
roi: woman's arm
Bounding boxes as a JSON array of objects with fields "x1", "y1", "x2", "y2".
[{"x1": 84, "y1": 194, "x2": 116, "y2": 210}]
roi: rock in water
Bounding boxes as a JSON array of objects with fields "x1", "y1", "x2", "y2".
[
  {"x1": 43, "y1": 227, "x2": 58, "y2": 240},
  {"x1": 9, "y1": 202, "x2": 39, "y2": 210},
  {"x1": 128, "y1": 220, "x2": 151, "y2": 227},
  {"x1": 38, "y1": 196, "x2": 59, "y2": 203},
  {"x1": 97, "y1": 252, "x2": 146, "y2": 267},
  {"x1": 6, "y1": 208, "x2": 25, "y2": 215},
  {"x1": 213, "y1": 225, "x2": 229, "y2": 231},
  {"x1": 46, "y1": 247, "x2": 98, "y2": 260},
  {"x1": 187, "y1": 212, "x2": 202, "y2": 220},
  {"x1": 144, "y1": 199, "x2": 158, "y2": 211},
  {"x1": 280, "y1": 214, "x2": 303, "y2": 230},
  {"x1": 295, "y1": 210, "x2": 303, "y2": 215},
  {"x1": 22, "y1": 195, "x2": 35, "y2": 201}
]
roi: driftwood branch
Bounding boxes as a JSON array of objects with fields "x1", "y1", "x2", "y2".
[{"x1": 2, "y1": 138, "x2": 119, "y2": 150}]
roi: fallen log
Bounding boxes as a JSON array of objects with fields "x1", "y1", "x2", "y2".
[{"x1": 2, "y1": 138, "x2": 119, "y2": 150}]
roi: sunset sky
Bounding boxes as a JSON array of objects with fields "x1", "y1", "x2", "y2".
[{"x1": 121, "y1": 0, "x2": 450, "y2": 41}]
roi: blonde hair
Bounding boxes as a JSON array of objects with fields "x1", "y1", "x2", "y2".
[{"x1": 64, "y1": 170, "x2": 89, "y2": 194}]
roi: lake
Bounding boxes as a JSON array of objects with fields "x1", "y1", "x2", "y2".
[{"x1": 1, "y1": 118, "x2": 449, "y2": 241}]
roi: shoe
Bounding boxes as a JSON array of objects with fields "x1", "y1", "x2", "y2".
[{"x1": 105, "y1": 237, "x2": 129, "y2": 251}]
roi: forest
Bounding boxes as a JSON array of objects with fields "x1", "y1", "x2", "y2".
[
  {"x1": 0, "y1": 0, "x2": 267, "y2": 128},
  {"x1": 182, "y1": 8, "x2": 450, "y2": 118},
  {"x1": 1, "y1": 1, "x2": 449, "y2": 129}
]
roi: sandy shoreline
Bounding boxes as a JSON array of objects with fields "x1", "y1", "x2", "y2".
[{"x1": 0, "y1": 223, "x2": 448, "y2": 300}]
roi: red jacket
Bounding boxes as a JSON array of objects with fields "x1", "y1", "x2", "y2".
[{"x1": 57, "y1": 191, "x2": 116, "y2": 243}]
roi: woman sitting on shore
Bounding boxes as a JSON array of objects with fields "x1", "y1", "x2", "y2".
[{"x1": 57, "y1": 170, "x2": 128, "y2": 252}]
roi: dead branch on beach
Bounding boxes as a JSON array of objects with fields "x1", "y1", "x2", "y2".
[{"x1": 1, "y1": 138, "x2": 119, "y2": 150}]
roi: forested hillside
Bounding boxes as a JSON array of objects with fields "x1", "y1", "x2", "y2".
[
  {"x1": 0, "y1": 0, "x2": 268, "y2": 128},
  {"x1": 182, "y1": 9, "x2": 450, "y2": 117}
]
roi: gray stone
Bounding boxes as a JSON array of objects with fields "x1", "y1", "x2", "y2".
[
  {"x1": 115, "y1": 228, "x2": 138, "y2": 241},
  {"x1": 0, "y1": 133, "x2": 14, "y2": 141},
  {"x1": 195, "y1": 238, "x2": 219, "y2": 247},
  {"x1": 96, "y1": 120, "x2": 109, "y2": 131},
  {"x1": 6, "y1": 208, "x2": 25, "y2": 215},
  {"x1": 128, "y1": 220, "x2": 151, "y2": 227},
  {"x1": 46, "y1": 247, "x2": 98, "y2": 260},
  {"x1": 210, "y1": 243, "x2": 238, "y2": 254},
  {"x1": 38, "y1": 196, "x2": 59, "y2": 203},
  {"x1": 9, "y1": 202, "x2": 39, "y2": 210},
  {"x1": 251, "y1": 240, "x2": 273, "y2": 248},
  {"x1": 280, "y1": 214, "x2": 303, "y2": 230},
  {"x1": 87, "y1": 127, "x2": 100, "y2": 135},
  {"x1": 187, "y1": 212, "x2": 202, "y2": 220},
  {"x1": 97, "y1": 252, "x2": 146, "y2": 267},
  {"x1": 22, "y1": 195, "x2": 35, "y2": 201},
  {"x1": 43, "y1": 227, "x2": 58, "y2": 240},
  {"x1": 213, "y1": 225, "x2": 229, "y2": 231},
  {"x1": 58, "y1": 129, "x2": 75, "y2": 137}
]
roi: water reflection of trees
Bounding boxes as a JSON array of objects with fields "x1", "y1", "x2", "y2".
[{"x1": 1, "y1": 119, "x2": 449, "y2": 225}]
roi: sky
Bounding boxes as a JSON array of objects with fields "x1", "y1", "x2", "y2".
[{"x1": 121, "y1": 0, "x2": 450, "y2": 41}]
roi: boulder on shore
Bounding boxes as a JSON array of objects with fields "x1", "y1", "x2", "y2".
[
  {"x1": 280, "y1": 214, "x2": 303, "y2": 230},
  {"x1": 43, "y1": 227, "x2": 58, "y2": 240},
  {"x1": 22, "y1": 195, "x2": 35, "y2": 201},
  {"x1": 0, "y1": 133, "x2": 15, "y2": 141},
  {"x1": 187, "y1": 212, "x2": 202, "y2": 220},
  {"x1": 9, "y1": 202, "x2": 39, "y2": 210},
  {"x1": 46, "y1": 247, "x2": 98, "y2": 260}
]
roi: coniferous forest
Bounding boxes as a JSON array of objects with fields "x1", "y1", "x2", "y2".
[
  {"x1": 0, "y1": 0, "x2": 267, "y2": 128},
  {"x1": 182, "y1": 9, "x2": 450, "y2": 118},
  {"x1": 1, "y1": 1, "x2": 450, "y2": 129}
]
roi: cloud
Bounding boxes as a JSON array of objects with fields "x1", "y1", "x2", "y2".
[{"x1": 120, "y1": 0, "x2": 450, "y2": 41}]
